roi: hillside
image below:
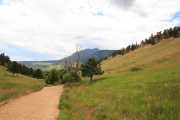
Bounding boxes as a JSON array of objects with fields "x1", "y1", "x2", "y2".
[
  {"x1": 59, "y1": 37, "x2": 180, "y2": 120},
  {"x1": 60, "y1": 48, "x2": 115, "y2": 64},
  {"x1": 102, "y1": 37, "x2": 180, "y2": 75},
  {"x1": 19, "y1": 49, "x2": 116, "y2": 70},
  {"x1": 0, "y1": 66, "x2": 45, "y2": 103}
]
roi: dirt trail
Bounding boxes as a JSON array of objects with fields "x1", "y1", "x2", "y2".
[{"x1": 0, "y1": 85, "x2": 63, "y2": 120}]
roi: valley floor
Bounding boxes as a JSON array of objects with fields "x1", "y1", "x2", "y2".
[{"x1": 0, "y1": 85, "x2": 63, "y2": 120}]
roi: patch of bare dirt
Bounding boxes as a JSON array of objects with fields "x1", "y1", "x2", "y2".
[{"x1": 0, "y1": 85, "x2": 63, "y2": 120}]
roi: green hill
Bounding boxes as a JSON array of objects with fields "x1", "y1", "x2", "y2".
[
  {"x1": 0, "y1": 66, "x2": 45, "y2": 103},
  {"x1": 58, "y1": 37, "x2": 180, "y2": 120},
  {"x1": 19, "y1": 49, "x2": 116, "y2": 71}
]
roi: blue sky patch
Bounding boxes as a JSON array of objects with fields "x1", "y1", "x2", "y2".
[
  {"x1": 0, "y1": 41, "x2": 56, "y2": 61},
  {"x1": 168, "y1": 11, "x2": 180, "y2": 22},
  {"x1": 172, "y1": 12, "x2": 180, "y2": 27},
  {"x1": 176, "y1": 24, "x2": 180, "y2": 27},
  {"x1": 0, "y1": 0, "x2": 4, "y2": 5},
  {"x1": 172, "y1": 12, "x2": 180, "y2": 20},
  {"x1": 92, "y1": 11, "x2": 104, "y2": 16},
  {"x1": 0, "y1": 0, "x2": 24, "y2": 6}
]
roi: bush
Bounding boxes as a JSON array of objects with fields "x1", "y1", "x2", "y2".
[
  {"x1": 33, "y1": 69, "x2": 43, "y2": 79},
  {"x1": 130, "y1": 66, "x2": 143, "y2": 72},
  {"x1": 46, "y1": 69, "x2": 59, "y2": 84},
  {"x1": 62, "y1": 71, "x2": 81, "y2": 84}
]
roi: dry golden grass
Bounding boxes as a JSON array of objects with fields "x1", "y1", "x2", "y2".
[
  {"x1": 0, "y1": 66, "x2": 45, "y2": 103},
  {"x1": 102, "y1": 38, "x2": 180, "y2": 75}
]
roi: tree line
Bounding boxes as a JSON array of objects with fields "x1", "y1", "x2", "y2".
[
  {"x1": 45, "y1": 58, "x2": 103, "y2": 84},
  {"x1": 0, "y1": 53, "x2": 104, "y2": 84},
  {"x1": 112, "y1": 26, "x2": 180, "y2": 57},
  {"x1": 0, "y1": 53, "x2": 43, "y2": 79}
]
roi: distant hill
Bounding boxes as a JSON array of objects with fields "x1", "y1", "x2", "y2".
[
  {"x1": 18, "y1": 48, "x2": 116, "y2": 70},
  {"x1": 60, "y1": 48, "x2": 116, "y2": 64}
]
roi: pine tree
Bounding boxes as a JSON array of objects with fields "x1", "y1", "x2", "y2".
[{"x1": 81, "y1": 58, "x2": 103, "y2": 81}]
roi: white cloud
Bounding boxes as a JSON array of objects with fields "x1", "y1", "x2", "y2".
[
  {"x1": 111, "y1": 0, "x2": 135, "y2": 9},
  {"x1": 0, "y1": 0, "x2": 180, "y2": 60}
]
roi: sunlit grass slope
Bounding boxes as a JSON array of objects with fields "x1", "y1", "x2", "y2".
[
  {"x1": 0, "y1": 66, "x2": 45, "y2": 103},
  {"x1": 102, "y1": 37, "x2": 180, "y2": 75},
  {"x1": 59, "y1": 38, "x2": 180, "y2": 120}
]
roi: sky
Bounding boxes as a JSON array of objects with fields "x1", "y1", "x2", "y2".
[{"x1": 0, "y1": 0, "x2": 180, "y2": 61}]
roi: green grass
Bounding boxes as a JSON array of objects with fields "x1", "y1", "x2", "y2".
[
  {"x1": 33, "y1": 61, "x2": 64, "y2": 71},
  {"x1": 0, "y1": 66, "x2": 45, "y2": 103},
  {"x1": 59, "y1": 64, "x2": 180, "y2": 120},
  {"x1": 33, "y1": 62, "x2": 54, "y2": 66},
  {"x1": 58, "y1": 38, "x2": 180, "y2": 120},
  {"x1": 43, "y1": 64, "x2": 63, "y2": 71},
  {"x1": 22, "y1": 61, "x2": 64, "y2": 71}
]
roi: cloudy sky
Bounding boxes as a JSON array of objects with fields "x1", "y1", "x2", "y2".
[{"x1": 0, "y1": 0, "x2": 180, "y2": 61}]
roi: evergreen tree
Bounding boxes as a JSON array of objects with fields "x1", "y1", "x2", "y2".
[
  {"x1": 8, "y1": 61, "x2": 20, "y2": 74},
  {"x1": 33, "y1": 69, "x2": 43, "y2": 79},
  {"x1": 46, "y1": 69, "x2": 59, "y2": 84},
  {"x1": 0, "y1": 53, "x2": 10, "y2": 66},
  {"x1": 81, "y1": 58, "x2": 103, "y2": 81}
]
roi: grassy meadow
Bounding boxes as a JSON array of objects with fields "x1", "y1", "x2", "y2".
[
  {"x1": 58, "y1": 38, "x2": 180, "y2": 120},
  {"x1": 33, "y1": 61, "x2": 64, "y2": 71},
  {"x1": 43, "y1": 64, "x2": 63, "y2": 71},
  {"x1": 0, "y1": 66, "x2": 45, "y2": 103}
]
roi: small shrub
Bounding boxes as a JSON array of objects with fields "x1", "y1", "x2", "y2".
[
  {"x1": 62, "y1": 71, "x2": 81, "y2": 84},
  {"x1": 130, "y1": 66, "x2": 143, "y2": 72},
  {"x1": 46, "y1": 69, "x2": 59, "y2": 84}
]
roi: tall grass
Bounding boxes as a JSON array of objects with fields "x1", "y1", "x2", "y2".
[
  {"x1": 0, "y1": 66, "x2": 45, "y2": 103},
  {"x1": 58, "y1": 38, "x2": 180, "y2": 120},
  {"x1": 58, "y1": 64, "x2": 180, "y2": 120}
]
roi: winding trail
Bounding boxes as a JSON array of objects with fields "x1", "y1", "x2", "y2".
[{"x1": 0, "y1": 85, "x2": 63, "y2": 120}]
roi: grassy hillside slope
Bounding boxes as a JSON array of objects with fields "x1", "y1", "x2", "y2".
[
  {"x1": 59, "y1": 38, "x2": 180, "y2": 120},
  {"x1": 0, "y1": 66, "x2": 45, "y2": 103},
  {"x1": 102, "y1": 37, "x2": 180, "y2": 75}
]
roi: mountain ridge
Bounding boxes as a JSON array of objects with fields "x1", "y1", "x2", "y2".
[{"x1": 18, "y1": 48, "x2": 117, "y2": 70}]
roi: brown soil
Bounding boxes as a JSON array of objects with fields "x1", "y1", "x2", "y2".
[{"x1": 0, "y1": 85, "x2": 63, "y2": 120}]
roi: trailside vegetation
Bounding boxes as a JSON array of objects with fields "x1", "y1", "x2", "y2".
[
  {"x1": 62, "y1": 71, "x2": 81, "y2": 84},
  {"x1": 45, "y1": 69, "x2": 81, "y2": 84},
  {"x1": 81, "y1": 58, "x2": 104, "y2": 81},
  {"x1": 46, "y1": 69, "x2": 59, "y2": 84},
  {"x1": 0, "y1": 65, "x2": 45, "y2": 102},
  {"x1": 0, "y1": 53, "x2": 43, "y2": 79}
]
